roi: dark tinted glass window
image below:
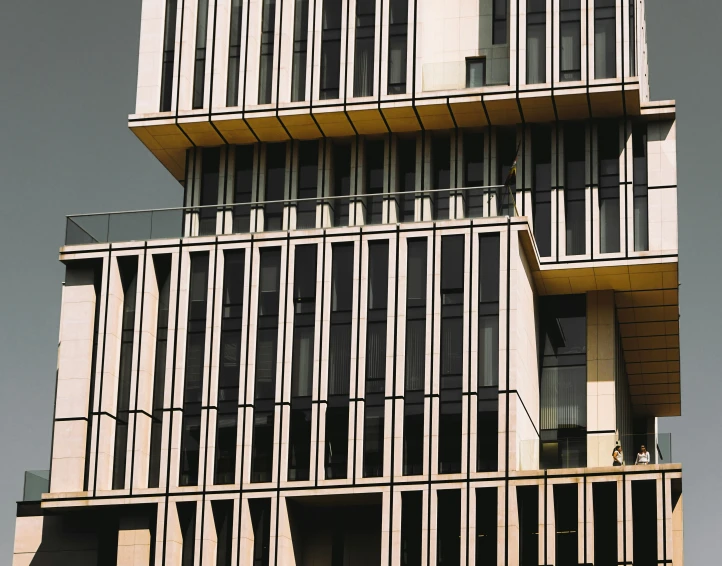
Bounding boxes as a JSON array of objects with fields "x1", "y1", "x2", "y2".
[
  {"x1": 527, "y1": 0, "x2": 546, "y2": 83},
  {"x1": 564, "y1": 124, "x2": 586, "y2": 255},
  {"x1": 296, "y1": 141, "x2": 318, "y2": 229},
  {"x1": 233, "y1": 145, "x2": 254, "y2": 233},
  {"x1": 388, "y1": 0, "x2": 408, "y2": 94},
  {"x1": 192, "y1": 0, "x2": 210, "y2": 109},
  {"x1": 432, "y1": 134, "x2": 451, "y2": 220},
  {"x1": 320, "y1": 0, "x2": 342, "y2": 99},
  {"x1": 598, "y1": 121, "x2": 620, "y2": 253},
  {"x1": 633, "y1": 123, "x2": 648, "y2": 251},
  {"x1": 258, "y1": 0, "x2": 276, "y2": 103},
  {"x1": 264, "y1": 143, "x2": 286, "y2": 231},
  {"x1": 354, "y1": 0, "x2": 375, "y2": 97},
  {"x1": 291, "y1": 0, "x2": 310, "y2": 101},
  {"x1": 227, "y1": 0, "x2": 243, "y2": 105},
  {"x1": 199, "y1": 148, "x2": 220, "y2": 236},
  {"x1": 594, "y1": 0, "x2": 616, "y2": 79},
  {"x1": 560, "y1": 0, "x2": 582, "y2": 81},
  {"x1": 160, "y1": 0, "x2": 179, "y2": 111},
  {"x1": 532, "y1": 125, "x2": 552, "y2": 256}
]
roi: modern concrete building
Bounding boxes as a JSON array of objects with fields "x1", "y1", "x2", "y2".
[{"x1": 12, "y1": 0, "x2": 682, "y2": 564}]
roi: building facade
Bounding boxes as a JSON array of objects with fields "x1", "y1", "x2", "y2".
[{"x1": 13, "y1": 0, "x2": 683, "y2": 565}]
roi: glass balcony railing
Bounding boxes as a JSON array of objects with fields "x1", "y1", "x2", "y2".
[
  {"x1": 64, "y1": 184, "x2": 511, "y2": 246},
  {"x1": 518, "y1": 433, "x2": 674, "y2": 471},
  {"x1": 22, "y1": 470, "x2": 49, "y2": 502}
]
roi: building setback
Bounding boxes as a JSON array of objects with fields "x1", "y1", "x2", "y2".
[{"x1": 13, "y1": 0, "x2": 683, "y2": 564}]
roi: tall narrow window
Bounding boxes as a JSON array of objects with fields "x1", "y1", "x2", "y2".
[
  {"x1": 388, "y1": 0, "x2": 408, "y2": 94},
  {"x1": 178, "y1": 502, "x2": 197, "y2": 566},
  {"x1": 227, "y1": 0, "x2": 243, "y2": 105},
  {"x1": 331, "y1": 142, "x2": 352, "y2": 227},
  {"x1": 595, "y1": 0, "x2": 616, "y2": 79},
  {"x1": 199, "y1": 148, "x2": 220, "y2": 236},
  {"x1": 492, "y1": 0, "x2": 508, "y2": 44},
  {"x1": 249, "y1": 499, "x2": 271, "y2": 566},
  {"x1": 291, "y1": 0, "x2": 310, "y2": 101},
  {"x1": 539, "y1": 295, "x2": 587, "y2": 469},
  {"x1": 296, "y1": 141, "x2": 318, "y2": 229},
  {"x1": 404, "y1": 239, "x2": 426, "y2": 476},
  {"x1": 565, "y1": 124, "x2": 586, "y2": 256},
  {"x1": 148, "y1": 255, "x2": 171, "y2": 488},
  {"x1": 112, "y1": 257, "x2": 138, "y2": 490},
  {"x1": 251, "y1": 249, "x2": 281, "y2": 483},
  {"x1": 401, "y1": 492, "x2": 423, "y2": 565},
  {"x1": 629, "y1": 0, "x2": 637, "y2": 75},
  {"x1": 363, "y1": 241, "x2": 389, "y2": 478},
  {"x1": 233, "y1": 145, "x2": 254, "y2": 234},
  {"x1": 532, "y1": 125, "x2": 552, "y2": 256},
  {"x1": 463, "y1": 132, "x2": 485, "y2": 217},
  {"x1": 632, "y1": 481, "x2": 657, "y2": 566},
  {"x1": 598, "y1": 121, "x2": 620, "y2": 253},
  {"x1": 364, "y1": 139, "x2": 385, "y2": 224},
  {"x1": 212, "y1": 500, "x2": 234, "y2": 566},
  {"x1": 466, "y1": 57, "x2": 486, "y2": 88},
  {"x1": 431, "y1": 134, "x2": 451, "y2": 220},
  {"x1": 476, "y1": 488, "x2": 498, "y2": 564},
  {"x1": 179, "y1": 253, "x2": 209, "y2": 486},
  {"x1": 354, "y1": 0, "x2": 375, "y2": 97},
  {"x1": 397, "y1": 137, "x2": 417, "y2": 223},
  {"x1": 215, "y1": 251, "x2": 245, "y2": 485},
  {"x1": 560, "y1": 0, "x2": 582, "y2": 81},
  {"x1": 477, "y1": 234, "x2": 499, "y2": 472},
  {"x1": 518, "y1": 486, "x2": 539, "y2": 566},
  {"x1": 439, "y1": 236, "x2": 463, "y2": 474},
  {"x1": 320, "y1": 0, "x2": 342, "y2": 99},
  {"x1": 593, "y1": 482, "x2": 618, "y2": 566},
  {"x1": 264, "y1": 143, "x2": 286, "y2": 232},
  {"x1": 497, "y1": 127, "x2": 517, "y2": 216},
  {"x1": 527, "y1": 0, "x2": 546, "y2": 84},
  {"x1": 192, "y1": 0, "x2": 210, "y2": 109},
  {"x1": 288, "y1": 245, "x2": 317, "y2": 481},
  {"x1": 437, "y1": 490, "x2": 461, "y2": 565},
  {"x1": 554, "y1": 484, "x2": 578, "y2": 566},
  {"x1": 160, "y1": 0, "x2": 179, "y2": 112},
  {"x1": 633, "y1": 123, "x2": 648, "y2": 251},
  {"x1": 325, "y1": 244, "x2": 354, "y2": 479},
  {"x1": 258, "y1": 0, "x2": 276, "y2": 104}
]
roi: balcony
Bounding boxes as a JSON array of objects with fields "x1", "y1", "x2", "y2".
[{"x1": 64, "y1": 184, "x2": 512, "y2": 246}]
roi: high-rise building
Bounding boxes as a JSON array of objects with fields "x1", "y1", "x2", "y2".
[{"x1": 13, "y1": 0, "x2": 683, "y2": 564}]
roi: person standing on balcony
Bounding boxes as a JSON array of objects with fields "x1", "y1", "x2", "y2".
[
  {"x1": 635, "y1": 445, "x2": 650, "y2": 465},
  {"x1": 613, "y1": 444, "x2": 624, "y2": 466}
]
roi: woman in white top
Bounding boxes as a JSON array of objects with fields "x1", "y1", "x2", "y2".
[
  {"x1": 635, "y1": 445, "x2": 650, "y2": 465},
  {"x1": 612, "y1": 445, "x2": 624, "y2": 466}
]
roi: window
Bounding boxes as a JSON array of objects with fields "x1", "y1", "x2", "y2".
[
  {"x1": 404, "y1": 239, "x2": 426, "y2": 476},
  {"x1": 629, "y1": 0, "x2": 637, "y2": 75},
  {"x1": 554, "y1": 484, "x2": 578, "y2": 566},
  {"x1": 178, "y1": 502, "x2": 197, "y2": 566},
  {"x1": 291, "y1": 0, "x2": 310, "y2": 101},
  {"x1": 560, "y1": 0, "x2": 582, "y2": 81},
  {"x1": 192, "y1": 0, "x2": 210, "y2": 109},
  {"x1": 212, "y1": 500, "x2": 234, "y2": 566},
  {"x1": 632, "y1": 481, "x2": 658, "y2": 566},
  {"x1": 179, "y1": 253, "x2": 209, "y2": 486},
  {"x1": 497, "y1": 127, "x2": 517, "y2": 216},
  {"x1": 431, "y1": 134, "x2": 451, "y2": 220},
  {"x1": 227, "y1": 0, "x2": 243, "y2": 105},
  {"x1": 564, "y1": 124, "x2": 586, "y2": 255},
  {"x1": 364, "y1": 241, "x2": 389, "y2": 478},
  {"x1": 532, "y1": 125, "x2": 552, "y2": 256},
  {"x1": 251, "y1": 249, "x2": 281, "y2": 483},
  {"x1": 463, "y1": 132, "x2": 485, "y2": 217},
  {"x1": 264, "y1": 143, "x2": 286, "y2": 231},
  {"x1": 492, "y1": 0, "x2": 508, "y2": 44},
  {"x1": 354, "y1": 0, "x2": 375, "y2": 97},
  {"x1": 539, "y1": 295, "x2": 587, "y2": 469},
  {"x1": 112, "y1": 257, "x2": 138, "y2": 490},
  {"x1": 527, "y1": 0, "x2": 546, "y2": 84},
  {"x1": 215, "y1": 251, "x2": 245, "y2": 485},
  {"x1": 388, "y1": 0, "x2": 408, "y2": 94},
  {"x1": 401, "y1": 492, "x2": 422, "y2": 566},
  {"x1": 249, "y1": 499, "x2": 272, "y2": 566},
  {"x1": 199, "y1": 148, "x2": 220, "y2": 236},
  {"x1": 160, "y1": 0, "x2": 179, "y2": 111},
  {"x1": 288, "y1": 245, "x2": 317, "y2": 481},
  {"x1": 439, "y1": 236, "x2": 463, "y2": 474},
  {"x1": 593, "y1": 483, "x2": 617, "y2": 566},
  {"x1": 466, "y1": 57, "x2": 486, "y2": 88},
  {"x1": 396, "y1": 137, "x2": 416, "y2": 222},
  {"x1": 476, "y1": 488, "x2": 498, "y2": 564},
  {"x1": 258, "y1": 0, "x2": 276, "y2": 104},
  {"x1": 477, "y1": 234, "x2": 499, "y2": 472},
  {"x1": 598, "y1": 121, "x2": 620, "y2": 253},
  {"x1": 595, "y1": 0, "x2": 616, "y2": 79},
  {"x1": 364, "y1": 139, "x2": 385, "y2": 224},
  {"x1": 296, "y1": 141, "x2": 318, "y2": 229},
  {"x1": 517, "y1": 486, "x2": 539, "y2": 566},
  {"x1": 331, "y1": 143, "x2": 352, "y2": 226},
  {"x1": 148, "y1": 255, "x2": 171, "y2": 488},
  {"x1": 633, "y1": 123, "x2": 648, "y2": 251},
  {"x1": 320, "y1": 0, "x2": 342, "y2": 99},
  {"x1": 233, "y1": 145, "x2": 254, "y2": 233},
  {"x1": 437, "y1": 490, "x2": 461, "y2": 566}
]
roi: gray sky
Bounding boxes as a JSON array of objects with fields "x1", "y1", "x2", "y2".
[{"x1": 0, "y1": 0, "x2": 718, "y2": 563}]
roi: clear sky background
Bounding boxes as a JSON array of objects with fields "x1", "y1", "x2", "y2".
[{"x1": 0, "y1": 0, "x2": 719, "y2": 563}]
